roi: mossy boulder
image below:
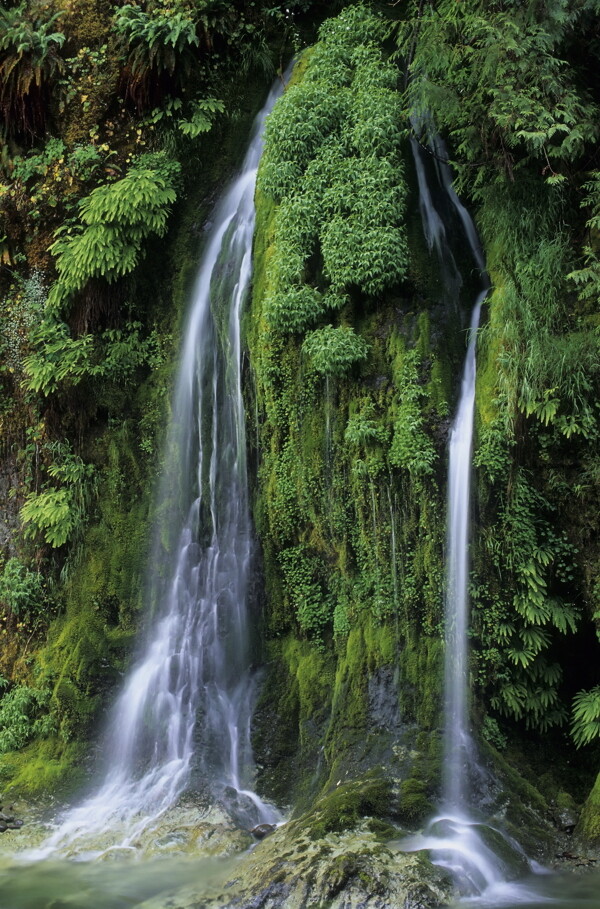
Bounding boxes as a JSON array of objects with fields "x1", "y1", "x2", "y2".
[
  {"x1": 223, "y1": 818, "x2": 452, "y2": 909},
  {"x1": 577, "y1": 771, "x2": 600, "y2": 846}
]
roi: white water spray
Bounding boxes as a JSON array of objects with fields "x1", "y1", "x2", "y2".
[{"x1": 29, "y1": 78, "x2": 285, "y2": 859}]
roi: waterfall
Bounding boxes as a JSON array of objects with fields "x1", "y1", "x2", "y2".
[
  {"x1": 29, "y1": 77, "x2": 284, "y2": 859},
  {"x1": 401, "y1": 139, "x2": 539, "y2": 899},
  {"x1": 411, "y1": 133, "x2": 488, "y2": 819},
  {"x1": 443, "y1": 293, "x2": 484, "y2": 814}
]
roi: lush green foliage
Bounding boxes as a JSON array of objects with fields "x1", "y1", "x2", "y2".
[
  {"x1": 0, "y1": 685, "x2": 54, "y2": 753},
  {"x1": 20, "y1": 443, "x2": 95, "y2": 548},
  {"x1": 302, "y1": 324, "x2": 368, "y2": 377},
  {"x1": 471, "y1": 170, "x2": 600, "y2": 738},
  {"x1": 0, "y1": 558, "x2": 44, "y2": 619},
  {"x1": 24, "y1": 317, "x2": 164, "y2": 396},
  {"x1": 395, "y1": 0, "x2": 600, "y2": 192},
  {"x1": 249, "y1": 14, "x2": 453, "y2": 730},
  {"x1": 279, "y1": 546, "x2": 330, "y2": 636},
  {"x1": 0, "y1": 1, "x2": 65, "y2": 138},
  {"x1": 389, "y1": 347, "x2": 437, "y2": 478},
  {"x1": 46, "y1": 153, "x2": 180, "y2": 313},
  {"x1": 572, "y1": 687, "x2": 600, "y2": 748},
  {"x1": 259, "y1": 4, "x2": 409, "y2": 336}
]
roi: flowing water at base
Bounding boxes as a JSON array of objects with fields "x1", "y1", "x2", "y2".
[
  {"x1": 0, "y1": 839, "x2": 598, "y2": 909},
  {"x1": 451, "y1": 871, "x2": 600, "y2": 909}
]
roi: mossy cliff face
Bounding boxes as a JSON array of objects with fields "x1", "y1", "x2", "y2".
[
  {"x1": 246, "y1": 7, "x2": 481, "y2": 828},
  {"x1": 247, "y1": 3, "x2": 600, "y2": 845}
]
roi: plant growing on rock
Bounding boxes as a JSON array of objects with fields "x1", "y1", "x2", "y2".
[
  {"x1": 114, "y1": 0, "x2": 237, "y2": 111},
  {"x1": 302, "y1": 324, "x2": 368, "y2": 377}
]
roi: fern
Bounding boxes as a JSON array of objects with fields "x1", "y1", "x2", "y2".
[
  {"x1": 46, "y1": 154, "x2": 180, "y2": 313},
  {"x1": 0, "y1": 685, "x2": 54, "y2": 753},
  {"x1": 177, "y1": 97, "x2": 225, "y2": 138},
  {"x1": 571, "y1": 687, "x2": 600, "y2": 747},
  {"x1": 24, "y1": 316, "x2": 160, "y2": 395},
  {"x1": 20, "y1": 443, "x2": 95, "y2": 548},
  {"x1": 0, "y1": 558, "x2": 44, "y2": 619},
  {"x1": 115, "y1": 1, "x2": 199, "y2": 110}
]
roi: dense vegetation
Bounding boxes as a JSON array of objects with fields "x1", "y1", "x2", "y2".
[
  {"x1": 0, "y1": 0, "x2": 599, "y2": 853},
  {"x1": 0, "y1": 0, "x2": 313, "y2": 794},
  {"x1": 249, "y1": 0, "x2": 600, "y2": 839}
]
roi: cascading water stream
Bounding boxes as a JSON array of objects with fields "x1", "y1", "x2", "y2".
[
  {"x1": 402, "y1": 138, "x2": 541, "y2": 901},
  {"x1": 27, "y1": 77, "x2": 284, "y2": 860},
  {"x1": 443, "y1": 293, "x2": 484, "y2": 816}
]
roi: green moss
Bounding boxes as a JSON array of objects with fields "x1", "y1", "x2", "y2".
[
  {"x1": 247, "y1": 16, "x2": 466, "y2": 812},
  {"x1": 293, "y1": 771, "x2": 392, "y2": 839},
  {"x1": 397, "y1": 777, "x2": 433, "y2": 823},
  {"x1": 0, "y1": 738, "x2": 85, "y2": 798},
  {"x1": 252, "y1": 636, "x2": 336, "y2": 807},
  {"x1": 399, "y1": 636, "x2": 443, "y2": 728},
  {"x1": 577, "y1": 771, "x2": 600, "y2": 845}
]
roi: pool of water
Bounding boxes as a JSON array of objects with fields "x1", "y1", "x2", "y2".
[
  {"x1": 0, "y1": 857, "x2": 597, "y2": 909},
  {"x1": 0, "y1": 852, "x2": 240, "y2": 909},
  {"x1": 452, "y1": 870, "x2": 600, "y2": 909}
]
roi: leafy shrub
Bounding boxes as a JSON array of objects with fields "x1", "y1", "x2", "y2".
[
  {"x1": 67, "y1": 144, "x2": 103, "y2": 181},
  {"x1": 10, "y1": 138, "x2": 66, "y2": 183},
  {"x1": 259, "y1": 6, "x2": 408, "y2": 310},
  {"x1": 0, "y1": 685, "x2": 54, "y2": 753},
  {"x1": 265, "y1": 286, "x2": 348, "y2": 335},
  {"x1": 0, "y1": 558, "x2": 44, "y2": 618},
  {"x1": 302, "y1": 325, "x2": 368, "y2": 377},
  {"x1": 260, "y1": 83, "x2": 347, "y2": 199},
  {"x1": 47, "y1": 154, "x2": 180, "y2": 313},
  {"x1": 344, "y1": 403, "x2": 387, "y2": 449}
]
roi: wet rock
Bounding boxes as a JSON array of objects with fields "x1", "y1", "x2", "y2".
[
  {"x1": 0, "y1": 810, "x2": 23, "y2": 832},
  {"x1": 224, "y1": 818, "x2": 452, "y2": 908},
  {"x1": 553, "y1": 804, "x2": 579, "y2": 833},
  {"x1": 250, "y1": 823, "x2": 276, "y2": 840},
  {"x1": 368, "y1": 667, "x2": 402, "y2": 732},
  {"x1": 405, "y1": 880, "x2": 448, "y2": 909},
  {"x1": 230, "y1": 881, "x2": 292, "y2": 909}
]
